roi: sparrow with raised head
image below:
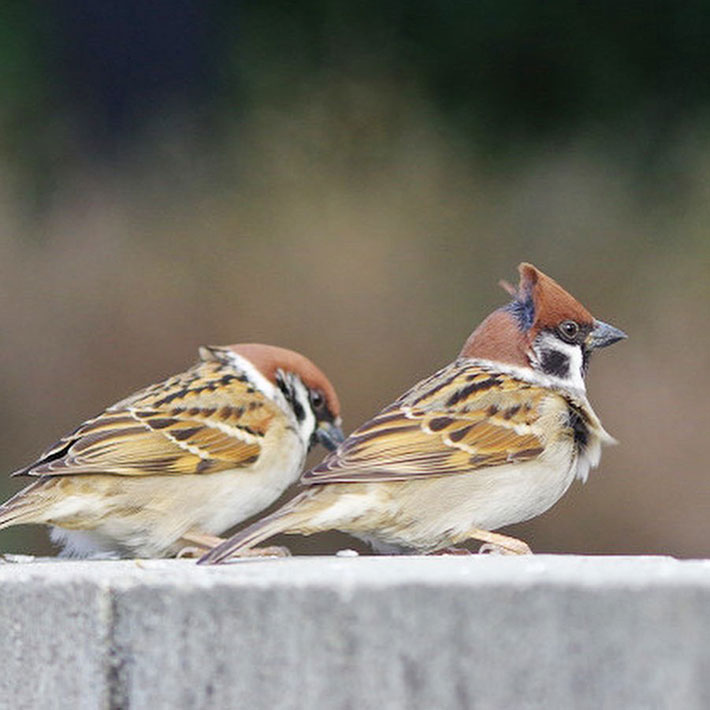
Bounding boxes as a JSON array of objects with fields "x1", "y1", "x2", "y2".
[
  {"x1": 0, "y1": 343, "x2": 343, "y2": 558},
  {"x1": 200, "y1": 264, "x2": 626, "y2": 563}
]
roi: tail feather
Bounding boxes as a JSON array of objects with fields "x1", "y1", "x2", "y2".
[
  {"x1": 198, "y1": 492, "x2": 310, "y2": 565},
  {"x1": 0, "y1": 479, "x2": 51, "y2": 530}
]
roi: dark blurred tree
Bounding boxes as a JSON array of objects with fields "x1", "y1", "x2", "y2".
[
  {"x1": 225, "y1": 1, "x2": 710, "y2": 164},
  {"x1": 2, "y1": 0, "x2": 710, "y2": 205}
]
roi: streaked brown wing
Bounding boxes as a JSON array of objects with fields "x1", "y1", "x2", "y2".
[
  {"x1": 302, "y1": 362, "x2": 548, "y2": 484},
  {"x1": 14, "y1": 358, "x2": 279, "y2": 478}
]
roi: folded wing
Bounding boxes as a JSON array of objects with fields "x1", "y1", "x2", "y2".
[
  {"x1": 13, "y1": 358, "x2": 279, "y2": 478},
  {"x1": 303, "y1": 363, "x2": 549, "y2": 484}
]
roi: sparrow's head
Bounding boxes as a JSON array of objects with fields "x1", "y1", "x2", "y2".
[
  {"x1": 460, "y1": 263, "x2": 626, "y2": 390},
  {"x1": 222, "y1": 343, "x2": 343, "y2": 451}
]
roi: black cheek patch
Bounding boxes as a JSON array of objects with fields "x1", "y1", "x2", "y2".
[
  {"x1": 540, "y1": 350, "x2": 570, "y2": 379},
  {"x1": 276, "y1": 373, "x2": 306, "y2": 422},
  {"x1": 292, "y1": 400, "x2": 305, "y2": 422}
]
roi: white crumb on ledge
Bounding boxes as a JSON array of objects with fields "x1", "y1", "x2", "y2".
[{"x1": 336, "y1": 549, "x2": 360, "y2": 557}]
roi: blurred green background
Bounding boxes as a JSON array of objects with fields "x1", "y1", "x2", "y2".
[{"x1": 1, "y1": 1, "x2": 708, "y2": 557}]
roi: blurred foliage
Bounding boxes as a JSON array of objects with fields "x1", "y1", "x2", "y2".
[{"x1": 226, "y1": 0, "x2": 710, "y2": 155}]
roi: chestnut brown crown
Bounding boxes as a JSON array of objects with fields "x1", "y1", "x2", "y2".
[
  {"x1": 459, "y1": 263, "x2": 605, "y2": 368},
  {"x1": 225, "y1": 343, "x2": 340, "y2": 418}
]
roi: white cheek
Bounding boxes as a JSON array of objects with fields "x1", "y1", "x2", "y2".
[
  {"x1": 564, "y1": 343, "x2": 585, "y2": 389},
  {"x1": 532, "y1": 334, "x2": 586, "y2": 393},
  {"x1": 287, "y1": 376, "x2": 317, "y2": 446}
]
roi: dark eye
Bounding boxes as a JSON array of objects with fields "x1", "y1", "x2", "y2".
[
  {"x1": 310, "y1": 389, "x2": 325, "y2": 409},
  {"x1": 558, "y1": 320, "x2": 580, "y2": 342}
]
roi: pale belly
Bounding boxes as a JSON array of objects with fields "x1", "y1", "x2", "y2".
[
  {"x1": 311, "y1": 441, "x2": 583, "y2": 553},
  {"x1": 49, "y1": 431, "x2": 307, "y2": 558}
]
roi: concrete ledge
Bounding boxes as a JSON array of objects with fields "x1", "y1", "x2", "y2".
[{"x1": 1, "y1": 556, "x2": 709, "y2": 709}]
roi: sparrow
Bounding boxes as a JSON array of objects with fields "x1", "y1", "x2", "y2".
[
  {"x1": 200, "y1": 263, "x2": 626, "y2": 564},
  {"x1": 0, "y1": 343, "x2": 343, "y2": 558}
]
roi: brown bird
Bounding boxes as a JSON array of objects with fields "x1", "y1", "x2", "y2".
[
  {"x1": 200, "y1": 264, "x2": 626, "y2": 563},
  {"x1": 0, "y1": 344, "x2": 342, "y2": 558}
]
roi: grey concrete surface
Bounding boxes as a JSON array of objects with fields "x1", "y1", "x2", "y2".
[{"x1": 1, "y1": 555, "x2": 709, "y2": 710}]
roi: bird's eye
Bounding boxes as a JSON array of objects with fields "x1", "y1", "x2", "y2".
[
  {"x1": 558, "y1": 320, "x2": 580, "y2": 342},
  {"x1": 310, "y1": 389, "x2": 325, "y2": 409}
]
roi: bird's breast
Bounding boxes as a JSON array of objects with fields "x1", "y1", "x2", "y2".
[{"x1": 192, "y1": 425, "x2": 308, "y2": 534}]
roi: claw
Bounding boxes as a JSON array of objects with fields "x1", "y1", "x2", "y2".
[
  {"x1": 478, "y1": 540, "x2": 532, "y2": 555},
  {"x1": 176, "y1": 546, "x2": 203, "y2": 559}
]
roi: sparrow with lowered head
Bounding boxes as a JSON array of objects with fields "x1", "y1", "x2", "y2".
[
  {"x1": 200, "y1": 264, "x2": 626, "y2": 563},
  {"x1": 0, "y1": 344, "x2": 342, "y2": 558}
]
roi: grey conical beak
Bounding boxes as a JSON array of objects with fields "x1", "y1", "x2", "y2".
[
  {"x1": 315, "y1": 420, "x2": 345, "y2": 451},
  {"x1": 588, "y1": 320, "x2": 627, "y2": 349}
]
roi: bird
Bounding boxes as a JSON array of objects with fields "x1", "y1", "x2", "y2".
[
  {"x1": 0, "y1": 343, "x2": 343, "y2": 558},
  {"x1": 199, "y1": 263, "x2": 626, "y2": 564}
]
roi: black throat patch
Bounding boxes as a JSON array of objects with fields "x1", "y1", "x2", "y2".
[{"x1": 566, "y1": 404, "x2": 590, "y2": 453}]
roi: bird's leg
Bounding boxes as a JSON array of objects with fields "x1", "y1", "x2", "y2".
[
  {"x1": 458, "y1": 528, "x2": 532, "y2": 555},
  {"x1": 180, "y1": 530, "x2": 225, "y2": 549},
  {"x1": 178, "y1": 530, "x2": 291, "y2": 559}
]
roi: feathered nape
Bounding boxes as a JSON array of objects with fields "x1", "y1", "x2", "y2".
[{"x1": 458, "y1": 308, "x2": 530, "y2": 367}]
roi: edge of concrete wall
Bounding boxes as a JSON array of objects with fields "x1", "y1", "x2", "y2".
[{"x1": 1, "y1": 555, "x2": 709, "y2": 710}]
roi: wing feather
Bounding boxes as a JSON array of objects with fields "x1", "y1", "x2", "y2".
[
  {"x1": 14, "y1": 358, "x2": 278, "y2": 478},
  {"x1": 303, "y1": 362, "x2": 549, "y2": 484}
]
